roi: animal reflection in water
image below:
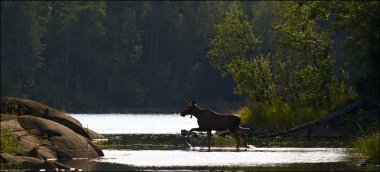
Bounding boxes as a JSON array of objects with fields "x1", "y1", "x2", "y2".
[{"x1": 180, "y1": 101, "x2": 250, "y2": 150}]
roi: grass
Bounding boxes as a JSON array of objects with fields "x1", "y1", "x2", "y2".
[
  {"x1": 238, "y1": 102, "x2": 326, "y2": 130},
  {"x1": 352, "y1": 131, "x2": 380, "y2": 164},
  {"x1": 0, "y1": 128, "x2": 20, "y2": 155},
  {"x1": 0, "y1": 128, "x2": 21, "y2": 170}
]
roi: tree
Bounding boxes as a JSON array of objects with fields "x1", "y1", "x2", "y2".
[
  {"x1": 40, "y1": 1, "x2": 107, "y2": 109},
  {"x1": 207, "y1": 3, "x2": 273, "y2": 103},
  {"x1": 332, "y1": 1, "x2": 380, "y2": 104},
  {"x1": 0, "y1": 1, "x2": 252, "y2": 111},
  {"x1": 207, "y1": 2, "x2": 260, "y2": 75},
  {"x1": 1, "y1": 1, "x2": 47, "y2": 97},
  {"x1": 103, "y1": 1, "x2": 146, "y2": 107},
  {"x1": 274, "y1": 1, "x2": 354, "y2": 110},
  {"x1": 206, "y1": 1, "x2": 359, "y2": 129}
]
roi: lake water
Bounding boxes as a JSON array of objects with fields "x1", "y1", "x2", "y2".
[
  {"x1": 66, "y1": 114, "x2": 377, "y2": 171},
  {"x1": 61, "y1": 148, "x2": 375, "y2": 171},
  {"x1": 71, "y1": 114, "x2": 197, "y2": 134},
  {"x1": 98, "y1": 148, "x2": 349, "y2": 167}
]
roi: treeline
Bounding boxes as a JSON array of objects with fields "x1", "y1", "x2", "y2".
[
  {"x1": 1, "y1": 1, "x2": 379, "y2": 116},
  {"x1": 206, "y1": 1, "x2": 379, "y2": 129},
  {"x1": 1, "y1": 1, "x2": 242, "y2": 112}
]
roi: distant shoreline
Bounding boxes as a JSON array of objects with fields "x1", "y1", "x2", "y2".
[{"x1": 61, "y1": 103, "x2": 245, "y2": 114}]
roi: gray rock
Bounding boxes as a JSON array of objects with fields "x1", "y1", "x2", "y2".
[
  {"x1": 1, "y1": 97, "x2": 105, "y2": 171},
  {"x1": 18, "y1": 115, "x2": 104, "y2": 159},
  {"x1": 85, "y1": 127, "x2": 105, "y2": 139},
  {"x1": 1, "y1": 115, "x2": 104, "y2": 160},
  {"x1": 1, "y1": 97, "x2": 92, "y2": 140},
  {"x1": 1, "y1": 153, "x2": 57, "y2": 170}
]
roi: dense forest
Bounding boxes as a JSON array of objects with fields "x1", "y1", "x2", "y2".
[
  {"x1": 1, "y1": 1, "x2": 379, "y2": 115},
  {"x1": 1, "y1": 1, "x2": 240, "y2": 112}
]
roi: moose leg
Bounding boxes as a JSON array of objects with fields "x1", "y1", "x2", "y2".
[
  {"x1": 207, "y1": 130, "x2": 212, "y2": 151},
  {"x1": 231, "y1": 131, "x2": 241, "y2": 150},
  {"x1": 186, "y1": 127, "x2": 203, "y2": 144},
  {"x1": 237, "y1": 127, "x2": 250, "y2": 148}
]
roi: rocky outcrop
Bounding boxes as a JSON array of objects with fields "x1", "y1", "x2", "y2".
[
  {"x1": 1, "y1": 97, "x2": 92, "y2": 140},
  {"x1": 0, "y1": 97, "x2": 104, "y2": 170},
  {"x1": 85, "y1": 127, "x2": 106, "y2": 140},
  {"x1": 1, "y1": 115, "x2": 104, "y2": 159},
  {"x1": 1, "y1": 153, "x2": 57, "y2": 170},
  {"x1": 1, "y1": 153, "x2": 72, "y2": 170}
]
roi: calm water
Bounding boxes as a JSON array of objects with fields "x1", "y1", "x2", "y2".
[
  {"x1": 65, "y1": 114, "x2": 377, "y2": 171},
  {"x1": 61, "y1": 148, "x2": 378, "y2": 171},
  {"x1": 97, "y1": 148, "x2": 349, "y2": 167},
  {"x1": 70, "y1": 114, "x2": 198, "y2": 134}
]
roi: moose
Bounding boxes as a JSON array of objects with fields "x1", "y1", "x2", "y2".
[{"x1": 180, "y1": 101, "x2": 250, "y2": 150}]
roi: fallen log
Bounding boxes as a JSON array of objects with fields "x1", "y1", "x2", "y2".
[{"x1": 256, "y1": 100, "x2": 365, "y2": 138}]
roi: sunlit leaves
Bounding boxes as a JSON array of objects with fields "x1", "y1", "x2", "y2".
[
  {"x1": 228, "y1": 54, "x2": 273, "y2": 102},
  {"x1": 274, "y1": 1, "x2": 355, "y2": 110},
  {"x1": 206, "y1": 3, "x2": 272, "y2": 103},
  {"x1": 207, "y1": 3, "x2": 260, "y2": 75}
]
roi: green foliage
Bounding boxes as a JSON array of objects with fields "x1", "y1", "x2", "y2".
[
  {"x1": 336, "y1": 1, "x2": 380, "y2": 104},
  {"x1": 1, "y1": 1, "x2": 378, "y2": 113},
  {"x1": 1, "y1": 1, "x2": 47, "y2": 96},
  {"x1": 207, "y1": 2, "x2": 272, "y2": 105},
  {"x1": 0, "y1": 129, "x2": 20, "y2": 155},
  {"x1": 1, "y1": 1, "x2": 238, "y2": 111},
  {"x1": 207, "y1": 2, "x2": 260, "y2": 75},
  {"x1": 239, "y1": 102, "x2": 326, "y2": 130},
  {"x1": 228, "y1": 54, "x2": 274, "y2": 102},
  {"x1": 272, "y1": 1, "x2": 355, "y2": 109},
  {"x1": 352, "y1": 132, "x2": 380, "y2": 164},
  {"x1": 208, "y1": 1, "x2": 359, "y2": 130}
]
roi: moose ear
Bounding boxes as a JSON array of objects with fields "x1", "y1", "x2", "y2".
[{"x1": 192, "y1": 100, "x2": 195, "y2": 105}]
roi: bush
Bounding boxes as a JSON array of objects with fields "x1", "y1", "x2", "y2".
[
  {"x1": 0, "y1": 128, "x2": 20, "y2": 154},
  {"x1": 352, "y1": 132, "x2": 380, "y2": 164},
  {"x1": 239, "y1": 102, "x2": 327, "y2": 130}
]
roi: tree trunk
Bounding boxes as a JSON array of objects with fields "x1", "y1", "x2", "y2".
[
  {"x1": 64, "y1": 30, "x2": 71, "y2": 107},
  {"x1": 256, "y1": 100, "x2": 365, "y2": 138}
]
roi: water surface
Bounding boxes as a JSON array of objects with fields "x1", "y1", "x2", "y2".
[
  {"x1": 97, "y1": 147, "x2": 349, "y2": 167},
  {"x1": 71, "y1": 114, "x2": 197, "y2": 134},
  {"x1": 61, "y1": 147, "x2": 379, "y2": 171},
  {"x1": 65, "y1": 114, "x2": 378, "y2": 171}
]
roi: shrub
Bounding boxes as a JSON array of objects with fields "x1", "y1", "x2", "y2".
[
  {"x1": 352, "y1": 132, "x2": 380, "y2": 164},
  {"x1": 239, "y1": 102, "x2": 327, "y2": 130},
  {"x1": 0, "y1": 128, "x2": 20, "y2": 154}
]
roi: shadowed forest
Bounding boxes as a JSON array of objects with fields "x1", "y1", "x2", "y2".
[
  {"x1": 1, "y1": 1, "x2": 379, "y2": 117},
  {"x1": 1, "y1": 1, "x2": 380, "y2": 170},
  {"x1": 2, "y1": 1, "x2": 244, "y2": 112}
]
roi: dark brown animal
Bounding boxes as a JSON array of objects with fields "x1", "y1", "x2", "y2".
[{"x1": 180, "y1": 101, "x2": 249, "y2": 150}]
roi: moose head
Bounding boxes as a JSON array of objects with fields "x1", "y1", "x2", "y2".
[{"x1": 180, "y1": 100, "x2": 197, "y2": 118}]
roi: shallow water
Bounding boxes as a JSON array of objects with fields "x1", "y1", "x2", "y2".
[
  {"x1": 98, "y1": 147, "x2": 349, "y2": 167},
  {"x1": 65, "y1": 114, "x2": 378, "y2": 171},
  {"x1": 71, "y1": 114, "x2": 197, "y2": 134},
  {"x1": 60, "y1": 147, "x2": 379, "y2": 171}
]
